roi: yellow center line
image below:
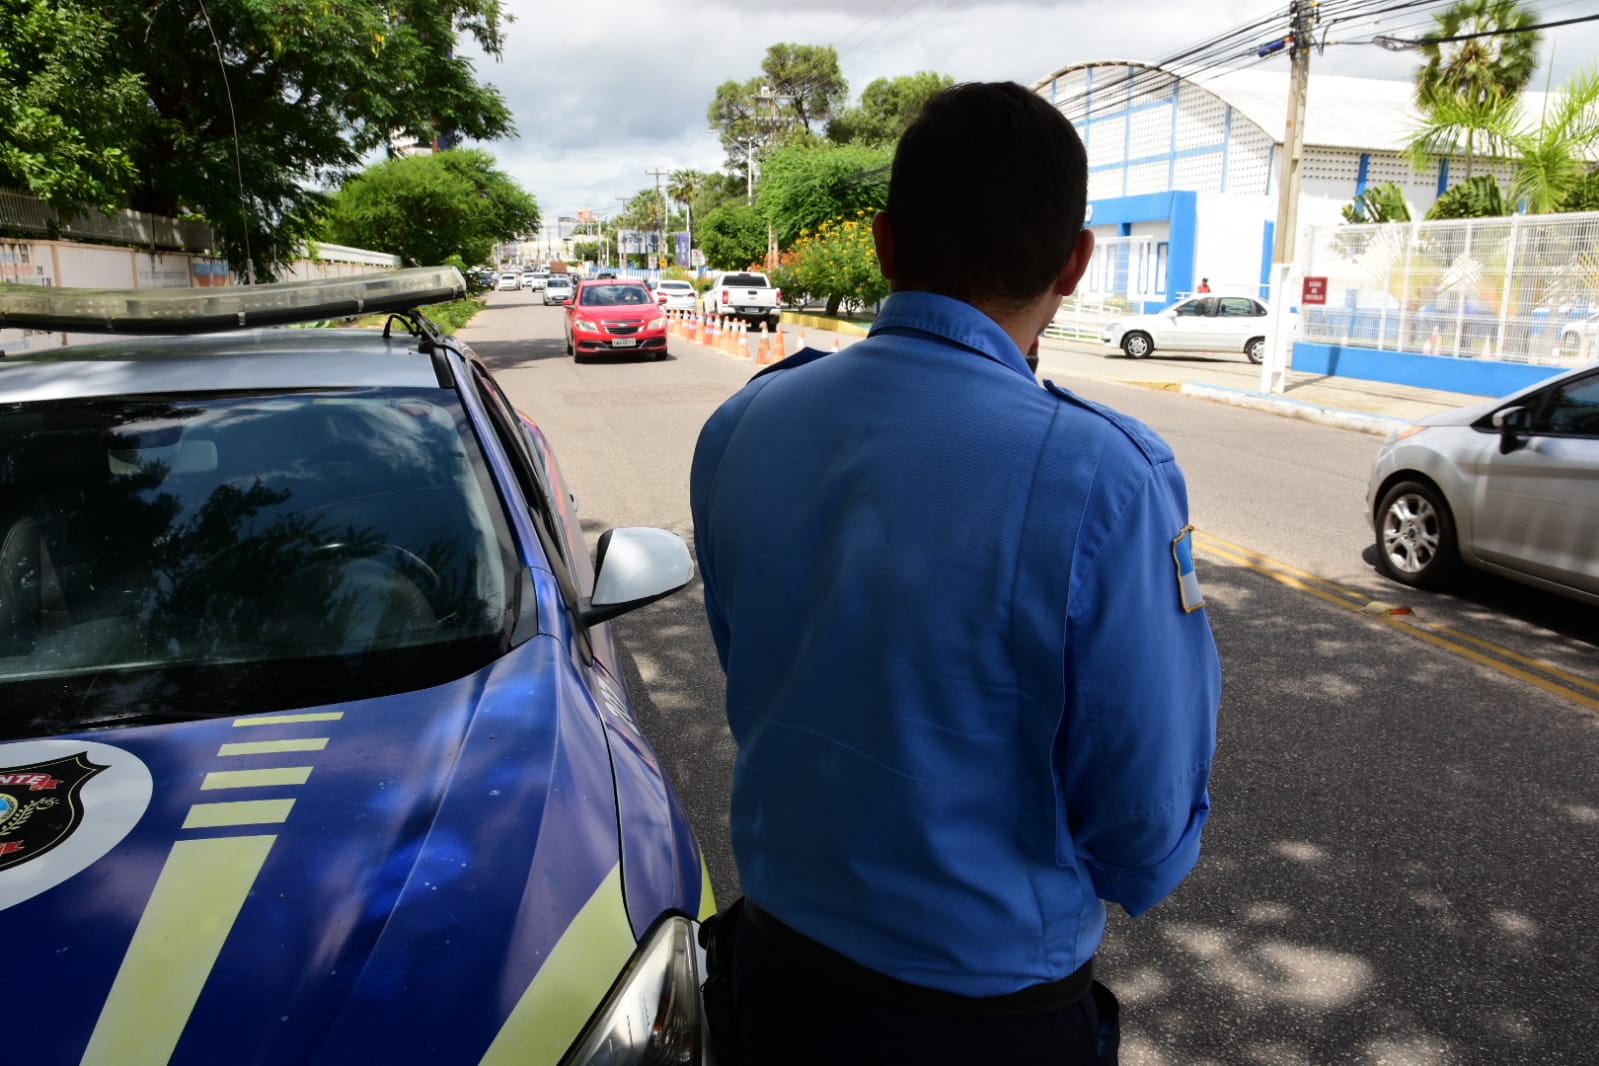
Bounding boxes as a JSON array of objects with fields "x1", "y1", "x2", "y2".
[{"x1": 1193, "y1": 532, "x2": 1599, "y2": 715}]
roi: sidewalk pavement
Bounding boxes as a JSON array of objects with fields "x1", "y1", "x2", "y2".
[{"x1": 760, "y1": 314, "x2": 1485, "y2": 437}]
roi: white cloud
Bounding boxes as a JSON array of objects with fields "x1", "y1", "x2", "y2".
[{"x1": 456, "y1": 0, "x2": 1599, "y2": 219}]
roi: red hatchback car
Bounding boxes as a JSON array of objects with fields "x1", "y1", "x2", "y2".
[{"x1": 563, "y1": 280, "x2": 668, "y2": 362}]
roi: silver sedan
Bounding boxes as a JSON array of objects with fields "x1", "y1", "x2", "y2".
[{"x1": 1367, "y1": 361, "x2": 1599, "y2": 604}]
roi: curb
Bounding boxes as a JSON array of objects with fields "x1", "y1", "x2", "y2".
[
  {"x1": 1177, "y1": 382, "x2": 1408, "y2": 436},
  {"x1": 778, "y1": 311, "x2": 871, "y2": 336}
]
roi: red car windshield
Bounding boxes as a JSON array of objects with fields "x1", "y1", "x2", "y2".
[{"x1": 579, "y1": 284, "x2": 652, "y2": 307}]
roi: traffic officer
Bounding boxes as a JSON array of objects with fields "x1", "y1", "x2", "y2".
[{"x1": 690, "y1": 81, "x2": 1221, "y2": 1065}]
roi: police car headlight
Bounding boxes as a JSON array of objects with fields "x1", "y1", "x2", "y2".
[{"x1": 561, "y1": 916, "x2": 703, "y2": 1065}]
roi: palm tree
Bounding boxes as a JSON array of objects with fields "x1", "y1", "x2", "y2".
[
  {"x1": 1507, "y1": 67, "x2": 1599, "y2": 213},
  {"x1": 1413, "y1": 0, "x2": 1542, "y2": 177},
  {"x1": 668, "y1": 169, "x2": 702, "y2": 251}
]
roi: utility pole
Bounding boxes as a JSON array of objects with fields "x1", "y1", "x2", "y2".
[
  {"x1": 1262, "y1": 0, "x2": 1317, "y2": 393},
  {"x1": 645, "y1": 167, "x2": 668, "y2": 273},
  {"x1": 615, "y1": 195, "x2": 632, "y2": 269},
  {"x1": 1271, "y1": 0, "x2": 1315, "y2": 267}
]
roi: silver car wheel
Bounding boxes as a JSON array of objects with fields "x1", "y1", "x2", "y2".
[
  {"x1": 1121, "y1": 332, "x2": 1152, "y2": 359},
  {"x1": 1382, "y1": 492, "x2": 1441, "y2": 574},
  {"x1": 1375, "y1": 479, "x2": 1458, "y2": 588}
]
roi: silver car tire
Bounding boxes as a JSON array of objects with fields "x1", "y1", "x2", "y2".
[
  {"x1": 1246, "y1": 337, "x2": 1265, "y2": 364},
  {"x1": 1375, "y1": 480, "x2": 1459, "y2": 589},
  {"x1": 1121, "y1": 332, "x2": 1153, "y2": 359}
]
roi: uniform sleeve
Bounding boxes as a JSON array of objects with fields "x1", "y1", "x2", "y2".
[
  {"x1": 689, "y1": 404, "x2": 736, "y2": 672},
  {"x1": 1058, "y1": 457, "x2": 1220, "y2": 917}
]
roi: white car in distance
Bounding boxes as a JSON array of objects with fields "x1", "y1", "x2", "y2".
[{"x1": 1101, "y1": 294, "x2": 1271, "y2": 364}]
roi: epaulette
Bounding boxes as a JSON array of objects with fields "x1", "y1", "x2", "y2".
[
  {"x1": 749, "y1": 346, "x2": 832, "y2": 381},
  {"x1": 1041, "y1": 379, "x2": 1174, "y2": 466}
]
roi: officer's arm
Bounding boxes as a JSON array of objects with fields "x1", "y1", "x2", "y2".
[
  {"x1": 689, "y1": 411, "x2": 734, "y2": 672},
  {"x1": 1058, "y1": 460, "x2": 1221, "y2": 917}
]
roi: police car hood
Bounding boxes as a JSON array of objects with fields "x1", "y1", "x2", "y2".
[{"x1": 1, "y1": 636, "x2": 635, "y2": 1063}]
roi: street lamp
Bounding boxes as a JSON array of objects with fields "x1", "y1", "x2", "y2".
[{"x1": 711, "y1": 129, "x2": 758, "y2": 205}]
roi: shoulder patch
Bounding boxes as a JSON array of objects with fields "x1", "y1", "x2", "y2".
[
  {"x1": 1041, "y1": 379, "x2": 1175, "y2": 466},
  {"x1": 1171, "y1": 525, "x2": 1206, "y2": 613}
]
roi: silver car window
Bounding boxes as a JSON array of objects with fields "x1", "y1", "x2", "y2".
[{"x1": 1538, "y1": 375, "x2": 1599, "y2": 436}]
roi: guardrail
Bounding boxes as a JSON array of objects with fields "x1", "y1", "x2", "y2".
[{"x1": 0, "y1": 189, "x2": 217, "y2": 252}]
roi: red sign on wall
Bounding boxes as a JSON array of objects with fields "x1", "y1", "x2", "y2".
[{"x1": 1301, "y1": 276, "x2": 1328, "y2": 305}]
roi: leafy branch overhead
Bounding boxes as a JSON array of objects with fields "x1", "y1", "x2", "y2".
[{"x1": 0, "y1": 0, "x2": 516, "y2": 279}]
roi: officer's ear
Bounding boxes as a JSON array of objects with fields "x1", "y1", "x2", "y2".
[
  {"x1": 1053, "y1": 229, "x2": 1095, "y2": 297},
  {"x1": 872, "y1": 210, "x2": 896, "y2": 281}
]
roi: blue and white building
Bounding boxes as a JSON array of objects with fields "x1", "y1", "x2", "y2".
[{"x1": 1033, "y1": 61, "x2": 1518, "y2": 312}]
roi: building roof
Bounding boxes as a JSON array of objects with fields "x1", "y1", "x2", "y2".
[{"x1": 1033, "y1": 61, "x2": 1555, "y2": 155}]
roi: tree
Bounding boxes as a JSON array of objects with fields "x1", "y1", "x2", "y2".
[
  {"x1": 1412, "y1": 0, "x2": 1541, "y2": 177},
  {"x1": 827, "y1": 72, "x2": 954, "y2": 146},
  {"x1": 776, "y1": 213, "x2": 888, "y2": 316},
  {"x1": 708, "y1": 44, "x2": 848, "y2": 172},
  {"x1": 668, "y1": 169, "x2": 704, "y2": 245},
  {"x1": 18, "y1": 0, "x2": 517, "y2": 278},
  {"x1": 758, "y1": 143, "x2": 891, "y2": 245},
  {"x1": 1342, "y1": 183, "x2": 1413, "y2": 224},
  {"x1": 1424, "y1": 173, "x2": 1508, "y2": 219},
  {"x1": 324, "y1": 149, "x2": 538, "y2": 267},
  {"x1": 0, "y1": 0, "x2": 145, "y2": 216},
  {"x1": 698, "y1": 203, "x2": 769, "y2": 271},
  {"x1": 1505, "y1": 67, "x2": 1599, "y2": 213}
]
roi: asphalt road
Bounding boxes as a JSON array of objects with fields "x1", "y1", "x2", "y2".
[{"x1": 466, "y1": 290, "x2": 1599, "y2": 1066}]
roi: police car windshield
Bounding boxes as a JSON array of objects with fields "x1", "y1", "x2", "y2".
[{"x1": 0, "y1": 388, "x2": 516, "y2": 738}]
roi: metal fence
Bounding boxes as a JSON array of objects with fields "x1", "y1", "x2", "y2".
[
  {"x1": 0, "y1": 189, "x2": 216, "y2": 253},
  {"x1": 1298, "y1": 212, "x2": 1599, "y2": 366}
]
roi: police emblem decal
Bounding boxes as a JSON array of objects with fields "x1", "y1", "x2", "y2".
[
  {"x1": 0, "y1": 753, "x2": 106, "y2": 871},
  {"x1": 0, "y1": 740, "x2": 153, "y2": 911},
  {"x1": 1171, "y1": 525, "x2": 1205, "y2": 613}
]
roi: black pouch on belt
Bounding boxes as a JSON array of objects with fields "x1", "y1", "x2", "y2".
[{"x1": 697, "y1": 897, "x2": 744, "y2": 1066}]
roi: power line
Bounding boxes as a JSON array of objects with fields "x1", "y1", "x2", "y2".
[{"x1": 1374, "y1": 9, "x2": 1598, "y2": 47}]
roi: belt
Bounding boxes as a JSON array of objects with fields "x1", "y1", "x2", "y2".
[{"x1": 742, "y1": 901, "x2": 1094, "y2": 1018}]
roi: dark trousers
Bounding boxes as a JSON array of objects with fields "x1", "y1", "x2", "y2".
[{"x1": 730, "y1": 903, "x2": 1120, "y2": 1065}]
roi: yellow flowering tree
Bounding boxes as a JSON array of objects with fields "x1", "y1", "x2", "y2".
[{"x1": 776, "y1": 211, "x2": 888, "y2": 316}]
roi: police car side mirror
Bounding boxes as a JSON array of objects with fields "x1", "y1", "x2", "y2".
[{"x1": 582, "y1": 527, "x2": 694, "y2": 626}]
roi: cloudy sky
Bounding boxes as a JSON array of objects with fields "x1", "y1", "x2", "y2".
[{"x1": 454, "y1": 0, "x2": 1597, "y2": 225}]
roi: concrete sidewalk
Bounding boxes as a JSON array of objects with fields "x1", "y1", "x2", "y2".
[
  {"x1": 712, "y1": 315, "x2": 1492, "y2": 436},
  {"x1": 1034, "y1": 336, "x2": 1484, "y2": 436}
]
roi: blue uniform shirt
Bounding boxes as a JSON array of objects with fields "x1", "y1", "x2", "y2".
[{"x1": 690, "y1": 291, "x2": 1221, "y2": 997}]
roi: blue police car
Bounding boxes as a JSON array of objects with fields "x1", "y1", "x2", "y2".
[{"x1": 0, "y1": 269, "x2": 713, "y2": 1064}]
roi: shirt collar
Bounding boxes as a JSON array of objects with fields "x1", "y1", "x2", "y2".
[{"x1": 868, "y1": 291, "x2": 1032, "y2": 378}]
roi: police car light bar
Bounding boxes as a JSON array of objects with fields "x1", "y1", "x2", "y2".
[{"x1": 0, "y1": 267, "x2": 466, "y2": 336}]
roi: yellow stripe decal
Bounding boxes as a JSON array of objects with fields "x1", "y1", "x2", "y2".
[
  {"x1": 698, "y1": 857, "x2": 717, "y2": 922},
  {"x1": 201, "y1": 767, "x2": 313, "y2": 790},
  {"x1": 479, "y1": 864, "x2": 636, "y2": 1066},
  {"x1": 217, "y1": 738, "x2": 330, "y2": 757},
  {"x1": 182, "y1": 800, "x2": 296, "y2": 829},
  {"x1": 81, "y1": 835, "x2": 277, "y2": 1066},
  {"x1": 233, "y1": 712, "x2": 345, "y2": 727}
]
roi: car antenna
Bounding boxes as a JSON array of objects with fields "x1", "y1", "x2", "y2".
[{"x1": 197, "y1": 0, "x2": 255, "y2": 285}]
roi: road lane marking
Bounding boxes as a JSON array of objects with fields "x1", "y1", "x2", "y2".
[{"x1": 1193, "y1": 530, "x2": 1599, "y2": 714}]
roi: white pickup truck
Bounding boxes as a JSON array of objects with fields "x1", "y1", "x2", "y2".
[{"x1": 701, "y1": 271, "x2": 782, "y2": 328}]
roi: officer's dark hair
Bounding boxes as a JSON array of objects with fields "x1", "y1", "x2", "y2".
[{"x1": 885, "y1": 81, "x2": 1088, "y2": 310}]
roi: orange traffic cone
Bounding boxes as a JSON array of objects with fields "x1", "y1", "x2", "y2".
[
  {"x1": 756, "y1": 323, "x2": 771, "y2": 364},
  {"x1": 795, "y1": 329, "x2": 807, "y2": 354},
  {"x1": 707, "y1": 314, "x2": 720, "y2": 348},
  {"x1": 829, "y1": 337, "x2": 841, "y2": 354},
  {"x1": 728, "y1": 320, "x2": 742, "y2": 356},
  {"x1": 735, "y1": 320, "x2": 748, "y2": 357},
  {"x1": 693, "y1": 312, "x2": 705, "y2": 345}
]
